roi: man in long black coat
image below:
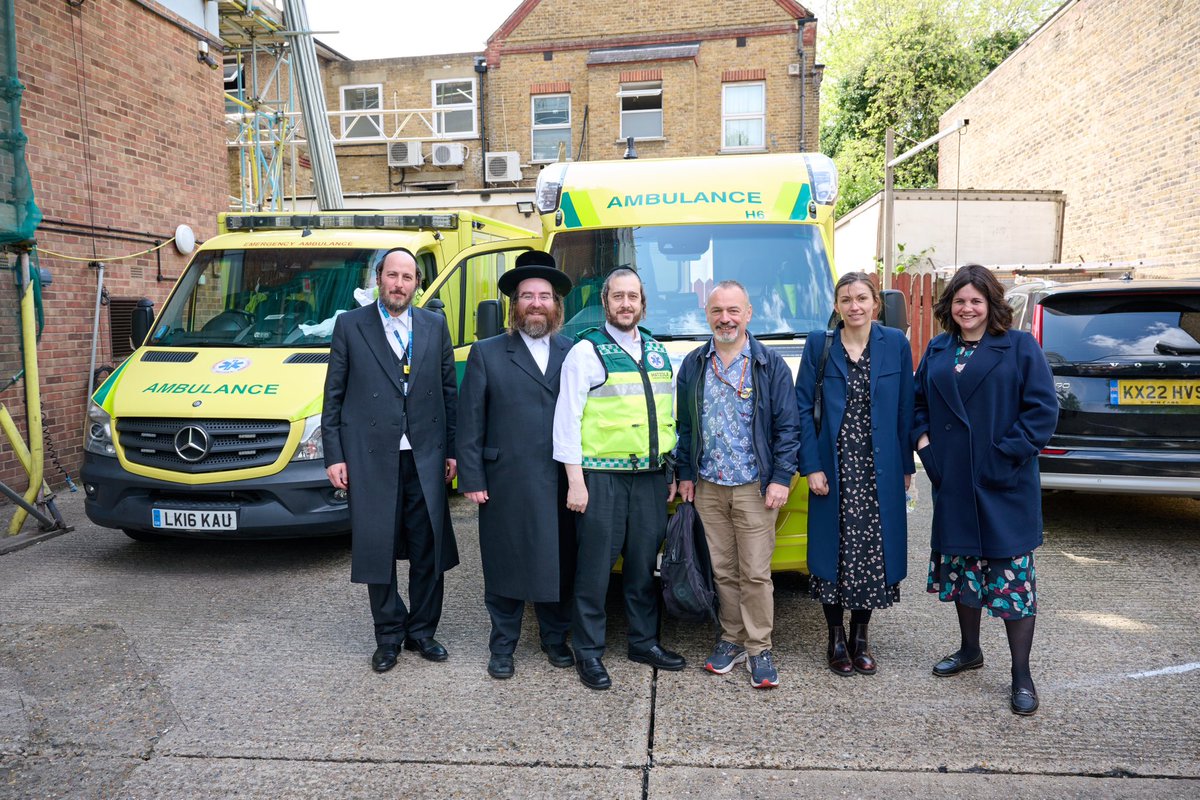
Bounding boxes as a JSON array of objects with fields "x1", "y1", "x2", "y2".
[
  {"x1": 323, "y1": 248, "x2": 459, "y2": 673},
  {"x1": 457, "y1": 252, "x2": 575, "y2": 680}
]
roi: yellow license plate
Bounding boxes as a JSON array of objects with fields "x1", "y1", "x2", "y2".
[{"x1": 1110, "y1": 379, "x2": 1200, "y2": 406}]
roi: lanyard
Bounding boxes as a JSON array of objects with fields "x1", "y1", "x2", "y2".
[
  {"x1": 710, "y1": 351, "x2": 752, "y2": 399},
  {"x1": 381, "y1": 303, "x2": 413, "y2": 395}
]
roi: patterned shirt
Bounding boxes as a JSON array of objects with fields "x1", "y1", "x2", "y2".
[{"x1": 697, "y1": 340, "x2": 758, "y2": 486}]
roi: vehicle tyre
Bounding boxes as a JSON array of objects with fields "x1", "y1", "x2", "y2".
[{"x1": 122, "y1": 528, "x2": 165, "y2": 543}]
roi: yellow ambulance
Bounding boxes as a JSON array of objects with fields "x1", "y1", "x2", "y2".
[
  {"x1": 82, "y1": 210, "x2": 537, "y2": 540},
  {"x1": 415, "y1": 152, "x2": 906, "y2": 573}
]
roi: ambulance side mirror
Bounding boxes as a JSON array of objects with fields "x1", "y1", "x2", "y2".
[
  {"x1": 131, "y1": 298, "x2": 155, "y2": 347},
  {"x1": 879, "y1": 289, "x2": 908, "y2": 332},
  {"x1": 476, "y1": 299, "x2": 502, "y2": 340}
]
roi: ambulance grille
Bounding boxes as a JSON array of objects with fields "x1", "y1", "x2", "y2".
[
  {"x1": 141, "y1": 351, "x2": 198, "y2": 362},
  {"x1": 284, "y1": 353, "x2": 329, "y2": 364},
  {"x1": 117, "y1": 418, "x2": 291, "y2": 473}
]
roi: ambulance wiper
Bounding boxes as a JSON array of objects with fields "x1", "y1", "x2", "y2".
[{"x1": 754, "y1": 332, "x2": 800, "y2": 340}]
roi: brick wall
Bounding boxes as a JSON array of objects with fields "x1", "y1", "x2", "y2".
[
  {"x1": 1, "y1": 0, "x2": 227, "y2": 494},
  {"x1": 938, "y1": 0, "x2": 1200, "y2": 275},
  {"x1": 313, "y1": 0, "x2": 820, "y2": 196}
]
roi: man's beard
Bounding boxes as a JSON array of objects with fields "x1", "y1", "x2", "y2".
[
  {"x1": 382, "y1": 293, "x2": 411, "y2": 315},
  {"x1": 514, "y1": 302, "x2": 562, "y2": 338},
  {"x1": 713, "y1": 326, "x2": 740, "y2": 344}
]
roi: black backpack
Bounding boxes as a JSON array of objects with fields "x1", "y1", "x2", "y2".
[{"x1": 661, "y1": 501, "x2": 718, "y2": 623}]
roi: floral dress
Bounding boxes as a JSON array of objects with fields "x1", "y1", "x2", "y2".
[
  {"x1": 926, "y1": 335, "x2": 1037, "y2": 619},
  {"x1": 810, "y1": 342, "x2": 899, "y2": 609}
]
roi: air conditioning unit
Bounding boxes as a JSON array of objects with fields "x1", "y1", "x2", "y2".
[
  {"x1": 484, "y1": 151, "x2": 522, "y2": 183},
  {"x1": 430, "y1": 142, "x2": 466, "y2": 167},
  {"x1": 387, "y1": 141, "x2": 423, "y2": 168}
]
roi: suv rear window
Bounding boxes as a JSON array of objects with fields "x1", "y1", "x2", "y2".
[{"x1": 1040, "y1": 293, "x2": 1200, "y2": 362}]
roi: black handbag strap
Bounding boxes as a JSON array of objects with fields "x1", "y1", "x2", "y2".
[{"x1": 813, "y1": 330, "x2": 835, "y2": 433}]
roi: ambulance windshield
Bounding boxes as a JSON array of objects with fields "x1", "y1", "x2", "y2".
[
  {"x1": 550, "y1": 223, "x2": 835, "y2": 340},
  {"x1": 148, "y1": 248, "x2": 388, "y2": 347}
]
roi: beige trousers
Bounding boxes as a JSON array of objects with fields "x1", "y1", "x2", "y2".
[{"x1": 693, "y1": 479, "x2": 778, "y2": 655}]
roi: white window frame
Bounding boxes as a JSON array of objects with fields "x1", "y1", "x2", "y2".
[
  {"x1": 531, "y1": 93, "x2": 572, "y2": 163},
  {"x1": 618, "y1": 81, "x2": 663, "y2": 140},
  {"x1": 432, "y1": 78, "x2": 478, "y2": 139},
  {"x1": 339, "y1": 83, "x2": 384, "y2": 141},
  {"x1": 721, "y1": 81, "x2": 766, "y2": 151}
]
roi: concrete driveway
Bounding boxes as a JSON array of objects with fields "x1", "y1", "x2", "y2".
[{"x1": 1, "y1": 478, "x2": 1197, "y2": 798}]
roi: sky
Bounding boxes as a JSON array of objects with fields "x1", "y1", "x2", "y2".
[{"x1": 305, "y1": 1, "x2": 525, "y2": 60}]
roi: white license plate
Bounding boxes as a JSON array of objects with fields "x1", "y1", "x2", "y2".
[{"x1": 152, "y1": 508, "x2": 238, "y2": 531}]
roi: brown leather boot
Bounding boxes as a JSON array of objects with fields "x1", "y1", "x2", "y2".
[
  {"x1": 849, "y1": 622, "x2": 877, "y2": 675},
  {"x1": 827, "y1": 626, "x2": 853, "y2": 676}
]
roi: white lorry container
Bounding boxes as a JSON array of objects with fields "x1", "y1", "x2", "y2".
[{"x1": 834, "y1": 188, "x2": 1065, "y2": 274}]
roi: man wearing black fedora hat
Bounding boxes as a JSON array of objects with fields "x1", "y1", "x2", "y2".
[{"x1": 457, "y1": 250, "x2": 578, "y2": 679}]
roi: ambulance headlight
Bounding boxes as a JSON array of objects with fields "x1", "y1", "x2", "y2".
[
  {"x1": 85, "y1": 402, "x2": 116, "y2": 457},
  {"x1": 291, "y1": 414, "x2": 324, "y2": 461}
]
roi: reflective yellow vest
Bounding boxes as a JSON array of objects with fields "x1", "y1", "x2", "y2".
[{"x1": 578, "y1": 327, "x2": 676, "y2": 471}]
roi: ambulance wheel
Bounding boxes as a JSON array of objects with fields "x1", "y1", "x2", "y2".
[{"x1": 122, "y1": 528, "x2": 164, "y2": 543}]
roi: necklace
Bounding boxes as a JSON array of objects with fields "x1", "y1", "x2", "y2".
[{"x1": 711, "y1": 352, "x2": 752, "y2": 399}]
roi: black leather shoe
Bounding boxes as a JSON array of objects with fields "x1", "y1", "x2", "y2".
[
  {"x1": 371, "y1": 643, "x2": 399, "y2": 673},
  {"x1": 827, "y1": 626, "x2": 853, "y2": 677},
  {"x1": 487, "y1": 652, "x2": 514, "y2": 680},
  {"x1": 576, "y1": 657, "x2": 611, "y2": 690},
  {"x1": 1010, "y1": 686, "x2": 1039, "y2": 716},
  {"x1": 404, "y1": 637, "x2": 449, "y2": 662},
  {"x1": 932, "y1": 650, "x2": 984, "y2": 677},
  {"x1": 849, "y1": 623, "x2": 878, "y2": 675},
  {"x1": 541, "y1": 642, "x2": 575, "y2": 668},
  {"x1": 628, "y1": 644, "x2": 686, "y2": 671}
]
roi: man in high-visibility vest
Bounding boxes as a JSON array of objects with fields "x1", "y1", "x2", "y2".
[{"x1": 553, "y1": 268, "x2": 684, "y2": 690}]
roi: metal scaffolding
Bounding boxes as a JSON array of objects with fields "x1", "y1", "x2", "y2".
[{"x1": 219, "y1": 0, "x2": 302, "y2": 212}]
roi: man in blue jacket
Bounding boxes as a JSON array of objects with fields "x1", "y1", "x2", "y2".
[{"x1": 676, "y1": 280, "x2": 800, "y2": 689}]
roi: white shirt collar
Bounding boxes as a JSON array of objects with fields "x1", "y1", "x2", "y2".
[{"x1": 604, "y1": 322, "x2": 641, "y2": 347}]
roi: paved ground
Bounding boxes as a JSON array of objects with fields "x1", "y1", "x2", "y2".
[{"x1": 1, "y1": 476, "x2": 1198, "y2": 799}]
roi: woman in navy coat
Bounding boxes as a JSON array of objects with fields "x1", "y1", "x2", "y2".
[
  {"x1": 797, "y1": 272, "x2": 914, "y2": 677},
  {"x1": 913, "y1": 264, "x2": 1057, "y2": 716}
]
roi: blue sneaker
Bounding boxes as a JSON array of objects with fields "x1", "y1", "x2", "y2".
[
  {"x1": 748, "y1": 649, "x2": 779, "y2": 689},
  {"x1": 704, "y1": 640, "x2": 747, "y2": 674}
]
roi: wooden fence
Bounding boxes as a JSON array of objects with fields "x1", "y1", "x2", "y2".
[{"x1": 864, "y1": 271, "x2": 943, "y2": 362}]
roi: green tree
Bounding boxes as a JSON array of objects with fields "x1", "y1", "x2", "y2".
[{"x1": 817, "y1": 0, "x2": 1059, "y2": 216}]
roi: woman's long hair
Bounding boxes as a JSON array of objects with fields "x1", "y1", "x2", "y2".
[{"x1": 932, "y1": 264, "x2": 1013, "y2": 336}]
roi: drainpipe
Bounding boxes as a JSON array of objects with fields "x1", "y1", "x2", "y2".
[
  {"x1": 475, "y1": 57, "x2": 488, "y2": 187},
  {"x1": 796, "y1": 16, "x2": 816, "y2": 151}
]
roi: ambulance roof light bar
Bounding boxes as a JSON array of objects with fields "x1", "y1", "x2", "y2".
[{"x1": 222, "y1": 212, "x2": 459, "y2": 232}]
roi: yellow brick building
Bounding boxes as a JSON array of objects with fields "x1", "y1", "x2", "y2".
[{"x1": 316, "y1": 0, "x2": 822, "y2": 208}]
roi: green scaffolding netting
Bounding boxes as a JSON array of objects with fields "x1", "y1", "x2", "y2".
[{"x1": 1, "y1": 0, "x2": 40, "y2": 246}]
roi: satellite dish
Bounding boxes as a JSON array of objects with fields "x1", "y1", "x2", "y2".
[{"x1": 174, "y1": 224, "x2": 196, "y2": 255}]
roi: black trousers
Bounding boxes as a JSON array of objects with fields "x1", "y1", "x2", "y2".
[
  {"x1": 484, "y1": 592, "x2": 571, "y2": 655},
  {"x1": 367, "y1": 450, "x2": 443, "y2": 645},
  {"x1": 572, "y1": 469, "x2": 667, "y2": 660}
]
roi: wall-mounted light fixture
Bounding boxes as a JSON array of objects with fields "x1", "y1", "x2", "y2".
[{"x1": 515, "y1": 200, "x2": 535, "y2": 217}]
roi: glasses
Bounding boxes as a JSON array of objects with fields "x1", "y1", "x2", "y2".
[{"x1": 517, "y1": 292, "x2": 554, "y2": 303}]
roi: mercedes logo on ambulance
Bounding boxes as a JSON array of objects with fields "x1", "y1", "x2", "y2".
[{"x1": 174, "y1": 425, "x2": 211, "y2": 462}]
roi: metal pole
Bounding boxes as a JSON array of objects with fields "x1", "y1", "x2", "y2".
[
  {"x1": 883, "y1": 129, "x2": 895, "y2": 290},
  {"x1": 281, "y1": 0, "x2": 343, "y2": 210},
  {"x1": 0, "y1": 479, "x2": 56, "y2": 530},
  {"x1": 87, "y1": 260, "x2": 104, "y2": 403},
  {"x1": 881, "y1": 119, "x2": 969, "y2": 290}
]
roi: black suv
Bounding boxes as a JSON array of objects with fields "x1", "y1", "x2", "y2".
[{"x1": 1006, "y1": 278, "x2": 1200, "y2": 496}]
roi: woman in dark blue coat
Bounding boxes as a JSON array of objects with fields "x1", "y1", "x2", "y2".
[
  {"x1": 797, "y1": 272, "x2": 914, "y2": 677},
  {"x1": 913, "y1": 264, "x2": 1057, "y2": 716}
]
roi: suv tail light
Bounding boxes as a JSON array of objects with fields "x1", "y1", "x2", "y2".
[
  {"x1": 1040, "y1": 447, "x2": 1068, "y2": 455},
  {"x1": 1031, "y1": 303, "x2": 1044, "y2": 345}
]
